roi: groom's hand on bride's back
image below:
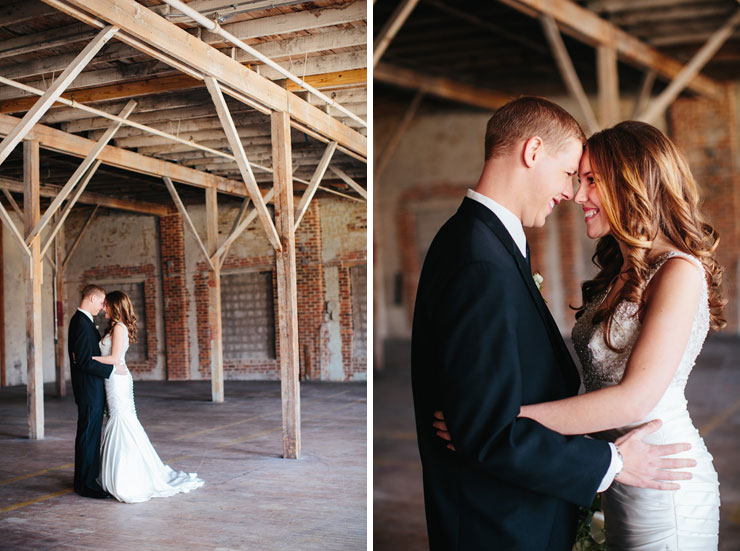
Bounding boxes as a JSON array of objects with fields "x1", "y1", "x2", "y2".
[
  {"x1": 615, "y1": 419, "x2": 696, "y2": 490},
  {"x1": 433, "y1": 411, "x2": 456, "y2": 451}
]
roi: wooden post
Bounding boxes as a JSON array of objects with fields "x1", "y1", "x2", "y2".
[
  {"x1": 597, "y1": 44, "x2": 619, "y2": 128},
  {"x1": 272, "y1": 110, "x2": 301, "y2": 459},
  {"x1": 206, "y1": 186, "x2": 224, "y2": 403},
  {"x1": 54, "y1": 223, "x2": 65, "y2": 397},
  {"x1": 24, "y1": 140, "x2": 43, "y2": 439}
]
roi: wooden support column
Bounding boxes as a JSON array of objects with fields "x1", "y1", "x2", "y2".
[
  {"x1": 53, "y1": 223, "x2": 65, "y2": 397},
  {"x1": 24, "y1": 140, "x2": 43, "y2": 439},
  {"x1": 272, "y1": 110, "x2": 301, "y2": 459},
  {"x1": 206, "y1": 187, "x2": 224, "y2": 403},
  {"x1": 597, "y1": 44, "x2": 619, "y2": 128}
]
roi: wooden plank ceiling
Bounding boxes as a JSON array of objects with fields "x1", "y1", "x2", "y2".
[
  {"x1": 0, "y1": 0, "x2": 367, "y2": 208},
  {"x1": 374, "y1": 0, "x2": 740, "y2": 111}
]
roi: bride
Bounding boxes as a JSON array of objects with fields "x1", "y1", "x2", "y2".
[
  {"x1": 93, "y1": 290, "x2": 205, "y2": 503},
  {"x1": 436, "y1": 121, "x2": 722, "y2": 550}
]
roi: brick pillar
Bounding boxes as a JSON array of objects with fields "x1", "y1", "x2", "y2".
[
  {"x1": 670, "y1": 83, "x2": 740, "y2": 333},
  {"x1": 295, "y1": 202, "x2": 324, "y2": 380},
  {"x1": 160, "y1": 212, "x2": 191, "y2": 379}
]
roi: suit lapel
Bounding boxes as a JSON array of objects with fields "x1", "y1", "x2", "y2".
[{"x1": 461, "y1": 198, "x2": 579, "y2": 384}]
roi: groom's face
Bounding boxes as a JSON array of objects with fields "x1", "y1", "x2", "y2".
[
  {"x1": 90, "y1": 292, "x2": 105, "y2": 316},
  {"x1": 523, "y1": 137, "x2": 582, "y2": 228}
]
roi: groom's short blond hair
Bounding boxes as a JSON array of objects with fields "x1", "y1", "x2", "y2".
[
  {"x1": 484, "y1": 97, "x2": 586, "y2": 160},
  {"x1": 81, "y1": 284, "x2": 106, "y2": 301}
]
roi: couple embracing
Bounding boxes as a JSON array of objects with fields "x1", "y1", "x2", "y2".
[
  {"x1": 412, "y1": 97, "x2": 722, "y2": 550},
  {"x1": 69, "y1": 284, "x2": 204, "y2": 503}
]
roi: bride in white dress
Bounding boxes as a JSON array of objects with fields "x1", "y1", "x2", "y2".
[
  {"x1": 516, "y1": 122, "x2": 723, "y2": 550},
  {"x1": 93, "y1": 290, "x2": 204, "y2": 503}
]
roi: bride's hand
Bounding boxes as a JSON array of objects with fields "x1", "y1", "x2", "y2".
[{"x1": 433, "y1": 411, "x2": 456, "y2": 451}]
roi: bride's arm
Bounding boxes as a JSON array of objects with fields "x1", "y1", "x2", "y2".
[
  {"x1": 92, "y1": 323, "x2": 126, "y2": 366},
  {"x1": 519, "y1": 257, "x2": 704, "y2": 435}
]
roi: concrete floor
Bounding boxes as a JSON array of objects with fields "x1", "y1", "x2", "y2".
[
  {"x1": 374, "y1": 337, "x2": 740, "y2": 550},
  {"x1": 0, "y1": 380, "x2": 366, "y2": 551}
]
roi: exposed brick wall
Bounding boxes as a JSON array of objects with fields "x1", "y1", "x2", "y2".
[
  {"x1": 295, "y1": 202, "x2": 324, "y2": 380},
  {"x1": 160, "y1": 213, "x2": 190, "y2": 380},
  {"x1": 670, "y1": 83, "x2": 740, "y2": 333},
  {"x1": 195, "y1": 254, "x2": 279, "y2": 379},
  {"x1": 80, "y1": 264, "x2": 158, "y2": 376}
]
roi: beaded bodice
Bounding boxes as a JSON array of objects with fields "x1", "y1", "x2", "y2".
[{"x1": 572, "y1": 252, "x2": 709, "y2": 412}]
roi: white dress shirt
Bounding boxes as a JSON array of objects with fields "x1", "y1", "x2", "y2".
[{"x1": 466, "y1": 188, "x2": 621, "y2": 492}]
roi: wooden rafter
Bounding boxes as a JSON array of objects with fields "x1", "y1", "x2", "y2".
[
  {"x1": 0, "y1": 177, "x2": 169, "y2": 217},
  {"x1": 498, "y1": 0, "x2": 722, "y2": 98},
  {"x1": 41, "y1": 0, "x2": 367, "y2": 158},
  {"x1": 62, "y1": 205, "x2": 99, "y2": 271},
  {"x1": 329, "y1": 166, "x2": 367, "y2": 200},
  {"x1": 373, "y1": 0, "x2": 421, "y2": 67},
  {"x1": 205, "y1": 77, "x2": 281, "y2": 251},
  {"x1": 0, "y1": 113, "x2": 246, "y2": 195},
  {"x1": 26, "y1": 100, "x2": 137, "y2": 247},
  {"x1": 540, "y1": 15, "x2": 599, "y2": 135},
  {"x1": 597, "y1": 45, "x2": 619, "y2": 128},
  {"x1": 0, "y1": 26, "x2": 118, "y2": 166},
  {"x1": 375, "y1": 63, "x2": 510, "y2": 111},
  {"x1": 162, "y1": 176, "x2": 216, "y2": 272},
  {"x1": 294, "y1": 141, "x2": 337, "y2": 230},
  {"x1": 637, "y1": 8, "x2": 740, "y2": 123}
]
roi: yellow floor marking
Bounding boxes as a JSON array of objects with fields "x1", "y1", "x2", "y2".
[
  {"x1": 0, "y1": 463, "x2": 74, "y2": 487},
  {"x1": 0, "y1": 488, "x2": 74, "y2": 514},
  {"x1": 699, "y1": 397, "x2": 740, "y2": 437}
]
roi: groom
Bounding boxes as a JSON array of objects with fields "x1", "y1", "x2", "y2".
[
  {"x1": 68, "y1": 284, "x2": 122, "y2": 498},
  {"x1": 411, "y1": 97, "x2": 693, "y2": 549}
]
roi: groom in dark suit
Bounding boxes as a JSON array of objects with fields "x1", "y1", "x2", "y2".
[
  {"x1": 412, "y1": 97, "x2": 693, "y2": 550},
  {"x1": 68, "y1": 284, "x2": 119, "y2": 498}
]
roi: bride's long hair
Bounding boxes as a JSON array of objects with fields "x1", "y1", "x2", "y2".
[
  {"x1": 576, "y1": 121, "x2": 725, "y2": 350},
  {"x1": 104, "y1": 290, "x2": 138, "y2": 344}
]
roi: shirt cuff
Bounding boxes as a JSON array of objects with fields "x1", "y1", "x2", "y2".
[{"x1": 597, "y1": 443, "x2": 621, "y2": 492}]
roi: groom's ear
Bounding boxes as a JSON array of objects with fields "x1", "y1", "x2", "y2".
[{"x1": 522, "y1": 136, "x2": 544, "y2": 168}]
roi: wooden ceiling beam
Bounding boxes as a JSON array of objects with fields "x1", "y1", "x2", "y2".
[
  {"x1": 41, "y1": 0, "x2": 366, "y2": 157},
  {"x1": 375, "y1": 62, "x2": 511, "y2": 111},
  {"x1": 0, "y1": 112, "x2": 246, "y2": 196},
  {"x1": 0, "y1": 177, "x2": 169, "y2": 216},
  {"x1": 498, "y1": 0, "x2": 723, "y2": 98}
]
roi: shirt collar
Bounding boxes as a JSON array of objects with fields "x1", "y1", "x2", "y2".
[
  {"x1": 77, "y1": 307, "x2": 94, "y2": 324},
  {"x1": 466, "y1": 189, "x2": 527, "y2": 258}
]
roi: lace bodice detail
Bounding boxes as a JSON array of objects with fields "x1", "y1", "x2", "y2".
[
  {"x1": 572, "y1": 251, "x2": 709, "y2": 403},
  {"x1": 99, "y1": 322, "x2": 130, "y2": 365}
]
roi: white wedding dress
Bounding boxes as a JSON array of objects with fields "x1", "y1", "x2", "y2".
[
  {"x1": 98, "y1": 323, "x2": 204, "y2": 503},
  {"x1": 572, "y1": 251, "x2": 719, "y2": 550}
]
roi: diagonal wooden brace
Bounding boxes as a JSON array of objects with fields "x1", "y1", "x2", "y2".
[
  {"x1": 0, "y1": 200, "x2": 31, "y2": 259},
  {"x1": 27, "y1": 99, "x2": 137, "y2": 248},
  {"x1": 213, "y1": 187, "x2": 275, "y2": 265},
  {"x1": 163, "y1": 176, "x2": 216, "y2": 271},
  {"x1": 294, "y1": 141, "x2": 336, "y2": 231},
  {"x1": 204, "y1": 76, "x2": 281, "y2": 251},
  {"x1": 329, "y1": 166, "x2": 367, "y2": 200},
  {"x1": 0, "y1": 25, "x2": 118, "y2": 167}
]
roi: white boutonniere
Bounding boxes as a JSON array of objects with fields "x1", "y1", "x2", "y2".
[{"x1": 532, "y1": 272, "x2": 544, "y2": 291}]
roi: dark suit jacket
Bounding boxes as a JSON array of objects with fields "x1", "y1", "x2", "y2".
[
  {"x1": 411, "y1": 197, "x2": 612, "y2": 550},
  {"x1": 68, "y1": 310, "x2": 113, "y2": 407}
]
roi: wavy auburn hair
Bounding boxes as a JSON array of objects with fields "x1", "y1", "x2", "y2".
[
  {"x1": 104, "y1": 290, "x2": 138, "y2": 344},
  {"x1": 576, "y1": 121, "x2": 725, "y2": 350}
]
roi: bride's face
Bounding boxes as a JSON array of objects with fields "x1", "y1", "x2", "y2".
[
  {"x1": 575, "y1": 150, "x2": 610, "y2": 239},
  {"x1": 102, "y1": 302, "x2": 111, "y2": 319}
]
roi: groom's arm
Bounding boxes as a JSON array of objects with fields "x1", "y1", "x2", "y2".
[
  {"x1": 70, "y1": 326, "x2": 114, "y2": 379},
  {"x1": 433, "y1": 261, "x2": 610, "y2": 508}
]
